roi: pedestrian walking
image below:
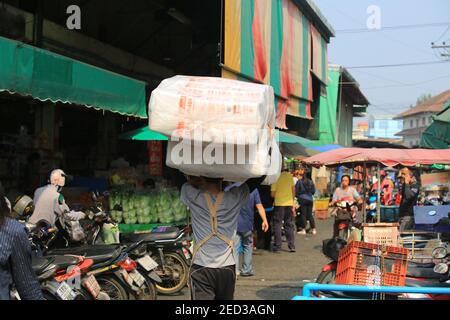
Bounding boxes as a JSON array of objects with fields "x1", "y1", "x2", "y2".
[
  {"x1": 255, "y1": 185, "x2": 274, "y2": 251},
  {"x1": 295, "y1": 167, "x2": 317, "y2": 235},
  {"x1": 235, "y1": 188, "x2": 269, "y2": 277},
  {"x1": 271, "y1": 168, "x2": 296, "y2": 253},
  {"x1": 180, "y1": 175, "x2": 266, "y2": 300}
]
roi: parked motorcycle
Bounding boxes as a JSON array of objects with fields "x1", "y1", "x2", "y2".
[
  {"x1": 11, "y1": 254, "x2": 107, "y2": 300},
  {"x1": 28, "y1": 220, "x2": 153, "y2": 300},
  {"x1": 90, "y1": 192, "x2": 191, "y2": 295},
  {"x1": 121, "y1": 226, "x2": 191, "y2": 295}
]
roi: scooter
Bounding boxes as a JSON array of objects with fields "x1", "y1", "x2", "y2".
[{"x1": 332, "y1": 200, "x2": 361, "y2": 241}]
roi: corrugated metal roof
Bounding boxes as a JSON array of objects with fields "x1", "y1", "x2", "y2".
[
  {"x1": 394, "y1": 89, "x2": 450, "y2": 119},
  {"x1": 395, "y1": 127, "x2": 426, "y2": 137},
  {"x1": 293, "y1": 0, "x2": 335, "y2": 41}
]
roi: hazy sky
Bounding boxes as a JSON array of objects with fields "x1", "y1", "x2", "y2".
[{"x1": 314, "y1": 0, "x2": 450, "y2": 118}]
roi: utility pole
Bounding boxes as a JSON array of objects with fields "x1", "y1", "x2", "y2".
[{"x1": 431, "y1": 41, "x2": 450, "y2": 58}]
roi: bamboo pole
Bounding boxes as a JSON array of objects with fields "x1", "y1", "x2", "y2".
[{"x1": 377, "y1": 163, "x2": 381, "y2": 223}]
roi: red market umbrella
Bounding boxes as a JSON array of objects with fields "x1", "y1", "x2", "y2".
[{"x1": 303, "y1": 148, "x2": 450, "y2": 167}]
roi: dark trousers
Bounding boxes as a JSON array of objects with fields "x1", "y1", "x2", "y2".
[
  {"x1": 298, "y1": 203, "x2": 316, "y2": 230},
  {"x1": 255, "y1": 210, "x2": 273, "y2": 250},
  {"x1": 189, "y1": 264, "x2": 236, "y2": 300},
  {"x1": 273, "y1": 206, "x2": 295, "y2": 250}
]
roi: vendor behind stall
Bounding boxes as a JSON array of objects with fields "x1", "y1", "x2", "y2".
[{"x1": 398, "y1": 168, "x2": 420, "y2": 231}]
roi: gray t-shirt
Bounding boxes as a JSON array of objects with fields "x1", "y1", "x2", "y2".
[{"x1": 180, "y1": 183, "x2": 249, "y2": 268}]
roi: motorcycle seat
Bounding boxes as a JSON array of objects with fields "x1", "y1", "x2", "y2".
[
  {"x1": 32, "y1": 256, "x2": 54, "y2": 274},
  {"x1": 120, "y1": 227, "x2": 181, "y2": 243},
  {"x1": 49, "y1": 255, "x2": 83, "y2": 270},
  {"x1": 48, "y1": 244, "x2": 123, "y2": 264}
]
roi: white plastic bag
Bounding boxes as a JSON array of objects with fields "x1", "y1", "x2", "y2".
[{"x1": 149, "y1": 76, "x2": 275, "y2": 143}]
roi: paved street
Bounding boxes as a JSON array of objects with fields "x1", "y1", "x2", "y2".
[{"x1": 160, "y1": 218, "x2": 334, "y2": 300}]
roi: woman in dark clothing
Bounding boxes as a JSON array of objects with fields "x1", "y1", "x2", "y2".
[
  {"x1": 295, "y1": 168, "x2": 317, "y2": 235},
  {"x1": 0, "y1": 191, "x2": 43, "y2": 300},
  {"x1": 255, "y1": 185, "x2": 274, "y2": 250}
]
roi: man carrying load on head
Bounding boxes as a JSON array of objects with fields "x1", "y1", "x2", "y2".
[{"x1": 180, "y1": 175, "x2": 266, "y2": 300}]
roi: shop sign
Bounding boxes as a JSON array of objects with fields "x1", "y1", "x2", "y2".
[{"x1": 148, "y1": 141, "x2": 163, "y2": 176}]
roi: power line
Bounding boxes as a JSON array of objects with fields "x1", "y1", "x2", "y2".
[
  {"x1": 347, "y1": 60, "x2": 449, "y2": 69},
  {"x1": 337, "y1": 22, "x2": 450, "y2": 34},
  {"x1": 327, "y1": 3, "x2": 437, "y2": 59},
  {"x1": 435, "y1": 25, "x2": 450, "y2": 42},
  {"x1": 361, "y1": 75, "x2": 450, "y2": 89},
  {"x1": 350, "y1": 68, "x2": 436, "y2": 96}
]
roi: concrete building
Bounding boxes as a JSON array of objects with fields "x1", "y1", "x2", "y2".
[
  {"x1": 394, "y1": 89, "x2": 450, "y2": 148},
  {"x1": 368, "y1": 115, "x2": 403, "y2": 139},
  {"x1": 353, "y1": 121, "x2": 369, "y2": 139}
]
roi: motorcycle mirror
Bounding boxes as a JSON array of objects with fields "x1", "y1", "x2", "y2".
[
  {"x1": 433, "y1": 263, "x2": 449, "y2": 275},
  {"x1": 432, "y1": 247, "x2": 448, "y2": 259}
]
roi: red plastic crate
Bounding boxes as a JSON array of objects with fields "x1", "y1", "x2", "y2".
[{"x1": 335, "y1": 241, "x2": 408, "y2": 287}]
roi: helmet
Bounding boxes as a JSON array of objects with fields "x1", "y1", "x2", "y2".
[
  {"x1": 49, "y1": 169, "x2": 70, "y2": 187},
  {"x1": 13, "y1": 195, "x2": 34, "y2": 218}
]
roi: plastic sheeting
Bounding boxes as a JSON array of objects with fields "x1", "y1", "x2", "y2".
[
  {"x1": 420, "y1": 100, "x2": 450, "y2": 149},
  {"x1": 0, "y1": 36, "x2": 147, "y2": 118}
]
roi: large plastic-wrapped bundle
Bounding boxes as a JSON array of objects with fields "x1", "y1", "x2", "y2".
[
  {"x1": 149, "y1": 76, "x2": 276, "y2": 143},
  {"x1": 150, "y1": 75, "x2": 281, "y2": 183},
  {"x1": 166, "y1": 136, "x2": 281, "y2": 184}
]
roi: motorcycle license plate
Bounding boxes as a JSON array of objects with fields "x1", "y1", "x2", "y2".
[
  {"x1": 137, "y1": 255, "x2": 158, "y2": 272},
  {"x1": 56, "y1": 281, "x2": 77, "y2": 300},
  {"x1": 129, "y1": 270, "x2": 146, "y2": 287},
  {"x1": 182, "y1": 248, "x2": 191, "y2": 260},
  {"x1": 83, "y1": 275, "x2": 101, "y2": 299}
]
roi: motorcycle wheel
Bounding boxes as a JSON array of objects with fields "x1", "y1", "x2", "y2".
[
  {"x1": 96, "y1": 275, "x2": 129, "y2": 300},
  {"x1": 136, "y1": 277, "x2": 158, "y2": 300},
  {"x1": 154, "y1": 252, "x2": 188, "y2": 295},
  {"x1": 74, "y1": 287, "x2": 94, "y2": 300}
]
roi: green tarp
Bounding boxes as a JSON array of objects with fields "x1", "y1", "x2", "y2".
[
  {"x1": 420, "y1": 99, "x2": 450, "y2": 149},
  {"x1": 119, "y1": 126, "x2": 168, "y2": 141},
  {"x1": 317, "y1": 69, "x2": 339, "y2": 145},
  {"x1": 278, "y1": 131, "x2": 315, "y2": 145},
  {"x1": 0, "y1": 36, "x2": 147, "y2": 118}
]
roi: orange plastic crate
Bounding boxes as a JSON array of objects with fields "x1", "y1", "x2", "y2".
[{"x1": 335, "y1": 241, "x2": 408, "y2": 287}]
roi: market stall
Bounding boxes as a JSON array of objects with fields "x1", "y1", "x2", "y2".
[
  {"x1": 113, "y1": 128, "x2": 189, "y2": 234},
  {"x1": 303, "y1": 148, "x2": 450, "y2": 224}
]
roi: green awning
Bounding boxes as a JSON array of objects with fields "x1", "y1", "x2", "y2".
[
  {"x1": 276, "y1": 131, "x2": 319, "y2": 157},
  {"x1": 277, "y1": 131, "x2": 314, "y2": 145},
  {"x1": 0, "y1": 36, "x2": 147, "y2": 118},
  {"x1": 119, "y1": 126, "x2": 168, "y2": 141},
  {"x1": 420, "y1": 99, "x2": 450, "y2": 149}
]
